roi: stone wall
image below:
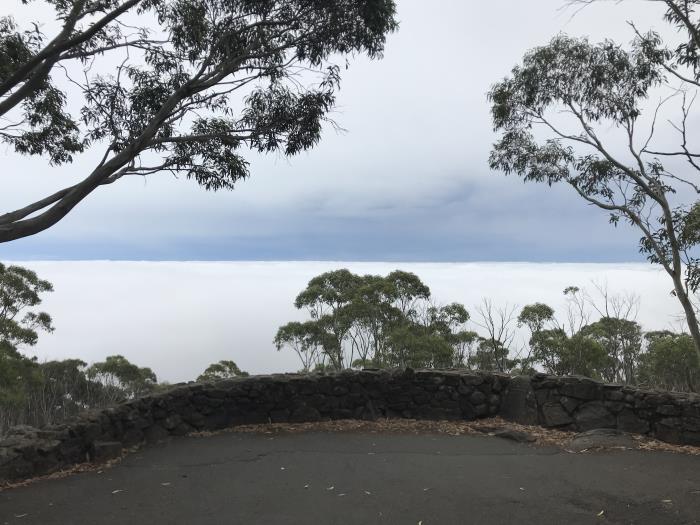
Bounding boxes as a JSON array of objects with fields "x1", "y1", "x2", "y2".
[
  {"x1": 501, "y1": 374, "x2": 700, "y2": 445},
  {"x1": 1, "y1": 369, "x2": 699, "y2": 483}
]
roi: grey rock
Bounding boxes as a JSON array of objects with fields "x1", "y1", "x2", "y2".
[
  {"x1": 559, "y1": 396, "x2": 579, "y2": 414},
  {"x1": 144, "y1": 425, "x2": 170, "y2": 443},
  {"x1": 617, "y1": 410, "x2": 650, "y2": 434},
  {"x1": 91, "y1": 441, "x2": 122, "y2": 462},
  {"x1": 469, "y1": 391, "x2": 486, "y2": 405},
  {"x1": 493, "y1": 429, "x2": 536, "y2": 443},
  {"x1": 569, "y1": 429, "x2": 638, "y2": 452},
  {"x1": 560, "y1": 379, "x2": 599, "y2": 401},
  {"x1": 163, "y1": 414, "x2": 182, "y2": 430},
  {"x1": 574, "y1": 403, "x2": 615, "y2": 431},
  {"x1": 500, "y1": 376, "x2": 538, "y2": 425},
  {"x1": 657, "y1": 404, "x2": 681, "y2": 416},
  {"x1": 654, "y1": 417, "x2": 683, "y2": 444},
  {"x1": 606, "y1": 390, "x2": 624, "y2": 401},
  {"x1": 541, "y1": 402, "x2": 573, "y2": 427},
  {"x1": 289, "y1": 405, "x2": 321, "y2": 423}
]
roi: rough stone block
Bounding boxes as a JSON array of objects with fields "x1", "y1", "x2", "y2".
[
  {"x1": 654, "y1": 418, "x2": 683, "y2": 444},
  {"x1": 91, "y1": 441, "x2": 122, "y2": 462},
  {"x1": 541, "y1": 402, "x2": 573, "y2": 427},
  {"x1": 289, "y1": 405, "x2": 321, "y2": 423},
  {"x1": 560, "y1": 379, "x2": 599, "y2": 401},
  {"x1": 559, "y1": 396, "x2": 579, "y2": 414},
  {"x1": 144, "y1": 425, "x2": 169, "y2": 443},
  {"x1": 469, "y1": 391, "x2": 486, "y2": 405},
  {"x1": 574, "y1": 402, "x2": 615, "y2": 431},
  {"x1": 617, "y1": 410, "x2": 650, "y2": 435},
  {"x1": 500, "y1": 376, "x2": 538, "y2": 425},
  {"x1": 657, "y1": 404, "x2": 681, "y2": 417}
]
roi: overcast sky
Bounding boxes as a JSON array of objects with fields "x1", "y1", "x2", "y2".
[{"x1": 0, "y1": 0, "x2": 674, "y2": 262}]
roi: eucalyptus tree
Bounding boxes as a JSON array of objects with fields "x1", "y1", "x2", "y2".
[
  {"x1": 426, "y1": 303, "x2": 478, "y2": 367},
  {"x1": 0, "y1": 0, "x2": 398, "y2": 242},
  {"x1": 293, "y1": 269, "x2": 361, "y2": 370},
  {"x1": 517, "y1": 302, "x2": 556, "y2": 370},
  {"x1": 279, "y1": 268, "x2": 477, "y2": 371},
  {"x1": 580, "y1": 317, "x2": 643, "y2": 383},
  {"x1": 638, "y1": 330, "x2": 699, "y2": 392},
  {"x1": 344, "y1": 276, "x2": 398, "y2": 367},
  {"x1": 0, "y1": 262, "x2": 54, "y2": 355},
  {"x1": 489, "y1": 14, "x2": 700, "y2": 358},
  {"x1": 86, "y1": 354, "x2": 157, "y2": 400},
  {"x1": 273, "y1": 320, "x2": 322, "y2": 372},
  {"x1": 384, "y1": 270, "x2": 431, "y2": 320},
  {"x1": 197, "y1": 360, "x2": 248, "y2": 382}
]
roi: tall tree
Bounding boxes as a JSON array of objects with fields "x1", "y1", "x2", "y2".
[
  {"x1": 87, "y1": 354, "x2": 157, "y2": 400},
  {"x1": 0, "y1": 263, "x2": 54, "y2": 355},
  {"x1": 0, "y1": 0, "x2": 398, "y2": 242},
  {"x1": 473, "y1": 299, "x2": 519, "y2": 373},
  {"x1": 293, "y1": 269, "x2": 361, "y2": 370},
  {"x1": 580, "y1": 317, "x2": 642, "y2": 383},
  {"x1": 518, "y1": 302, "x2": 556, "y2": 371},
  {"x1": 273, "y1": 320, "x2": 322, "y2": 372},
  {"x1": 638, "y1": 330, "x2": 699, "y2": 392},
  {"x1": 489, "y1": 22, "x2": 700, "y2": 359},
  {"x1": 197, "y1": 360, "x2": 248, "y2": 382}
]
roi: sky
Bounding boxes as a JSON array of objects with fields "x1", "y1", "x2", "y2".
[
  {"x1": 22, "y1": 261, "x2": 685, "y2": 382},
  {"x1": 0, "y1": 0, "x2": 677, "y2": 262},
  {"x1": 1, "y1": 1, "x2": 696, "y2": 380}
]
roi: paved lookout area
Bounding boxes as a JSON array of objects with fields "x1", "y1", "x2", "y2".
[{"x1": 1, "y1": 432, "x2": 699, "y2": 525}]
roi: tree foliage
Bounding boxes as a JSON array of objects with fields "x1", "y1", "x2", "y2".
[
  {"x1": 638, "y1": 331, "x2": 699, "y2": 392},
  {"x1": 86, "y1": 354, "x2": 157, "y2": 399},
  {"x1": 0, "y1": 262, "x2": 54, "y2": 354},
  {"x1": 278, "y1": 269, "x2": 486, "y2": 373},
  {"x1": 489, "y1": 7, "x2": 700, "y2": 359},
  {"x1": 0, "y1": 0, "x2": 398, "y2": 242},
  {"x1": 197, "y1": 359, "x2": 249, "y2": 382}
]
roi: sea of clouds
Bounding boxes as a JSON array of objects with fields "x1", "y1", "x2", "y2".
[{"x1": 15, "y1": 261, "x2": 684, "y2": 383}]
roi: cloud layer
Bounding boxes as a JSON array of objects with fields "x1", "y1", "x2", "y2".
[{"x1": 21, "y1": 261, "x2": 682, "y2": 383}]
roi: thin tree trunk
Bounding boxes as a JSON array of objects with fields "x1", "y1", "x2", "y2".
[{"x1": 671, "y1": 273, "x2": 700, "y2": 362}]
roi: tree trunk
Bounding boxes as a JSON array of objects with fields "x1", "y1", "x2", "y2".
[{"x1": 671, "y1": 273, "x2": 700, "y2": 362}]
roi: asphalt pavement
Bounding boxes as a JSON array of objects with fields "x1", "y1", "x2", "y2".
[{"x1": 1, "y1": 431, "x2": 699, "y2": 524}]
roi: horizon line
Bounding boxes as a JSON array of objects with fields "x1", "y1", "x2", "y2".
[{"x1": 2, "y1": 258, "x2": 658, "y2": 266}]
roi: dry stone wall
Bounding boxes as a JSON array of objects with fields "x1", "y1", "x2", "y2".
[
  {"x1": 1, "y1": 369, "x2": 699, "y2": 483},
  {"x1": 502, "y1": 373, "x2": 700, "y2": 445}
]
